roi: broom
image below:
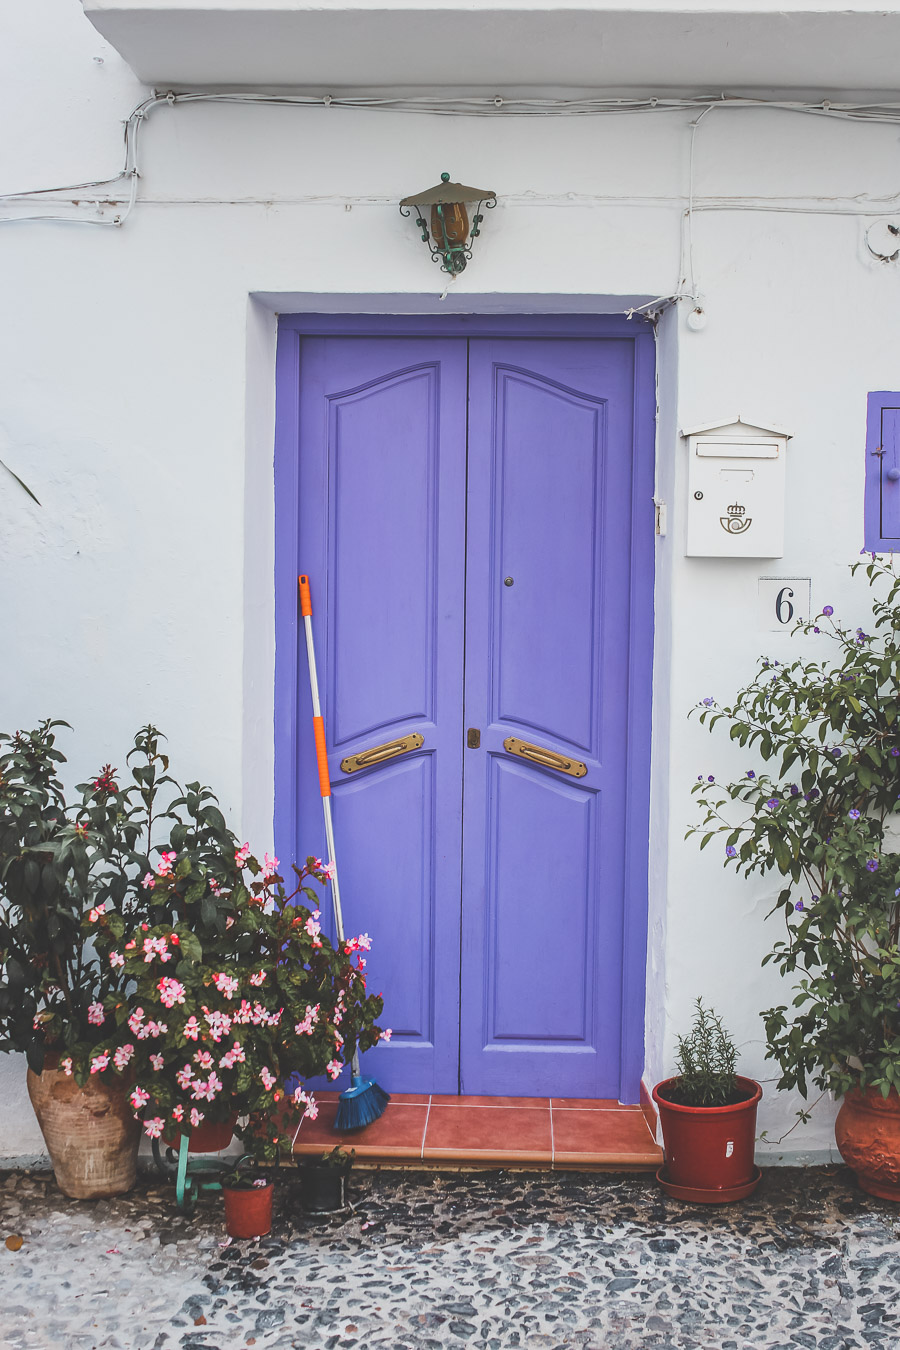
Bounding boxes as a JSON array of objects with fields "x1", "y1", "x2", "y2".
[{"x1": 298, "y1": 574, "x2": 390, "y2": 1131}]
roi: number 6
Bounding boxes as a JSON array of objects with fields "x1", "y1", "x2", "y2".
[{"x1": 775, "y1": 586, "x2": 794, "y2": 625}]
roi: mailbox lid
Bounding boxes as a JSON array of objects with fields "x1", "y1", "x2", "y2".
[{"x1": 694, "y1": 439, "x2": 780, "y2": 459}]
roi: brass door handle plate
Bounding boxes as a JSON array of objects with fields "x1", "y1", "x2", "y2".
[
  {"x1": 502, "y1": 736, "x2": 587, "y2": 779},
  {"x1": 340, "y1": 732, "x2": 425, "y2": 774}
]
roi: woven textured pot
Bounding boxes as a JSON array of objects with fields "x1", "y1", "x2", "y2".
[
  {"x1": 26, "y1": 1061, "x2": 141, "y2": 1199},
  {"x1": 835, "y1": 1085, "x2": 900, "y2": 1201}
]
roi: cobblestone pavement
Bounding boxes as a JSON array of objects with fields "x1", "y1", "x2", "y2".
[{"x1": 1, "y1": 1165, "x2": 899, "y2": 1350}]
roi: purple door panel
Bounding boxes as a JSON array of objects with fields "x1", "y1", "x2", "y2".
[
  {"x1": 295, "y1": 338, "x2": 468, "y2": 1093},
  {"x1": 276, "y1": 318, "x2": 655, "y2": 1101},
  {"x1": 460, "y1": 339, "x2": 635, "y2": 1096}
]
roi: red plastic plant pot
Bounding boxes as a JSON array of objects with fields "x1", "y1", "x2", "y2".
[
  {"x1": 164, "y1": 1111, "x2": 239, "y2": 1154},
  {"x1": 652, "y1": 1075, "x2": 762, "y2": 1199},
  {"x1": 223, "y1": 1182, "x2": 273, "y2": 1239}
]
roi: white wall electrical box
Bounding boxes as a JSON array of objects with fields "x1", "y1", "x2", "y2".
[{"x1": 682, "y1": 417, "x2": 792, "y2": 558}]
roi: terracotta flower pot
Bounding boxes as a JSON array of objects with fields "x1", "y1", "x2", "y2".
[
  {"x1": 652, "y1": 1075, "x2": 762, "y2": 1203},
  {"x1": 835, "y1": 1084, "x2": 900, "y2": 1201},
  {"x1": 164, "y1": 1112, "x2": 239, "y2": 1154},
  {"x1": 26, "y1": 1060, "x2": 141, "y2": 1199},
  {"x1": 223, "y1": 1181, "x2": 273, "y2": 1238}
]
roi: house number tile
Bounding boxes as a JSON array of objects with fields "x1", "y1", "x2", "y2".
[{"x1": 758, "y1": 577, "x2": 811, "y2": 632}]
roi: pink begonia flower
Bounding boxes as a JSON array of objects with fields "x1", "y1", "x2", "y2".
[
  {"x1": 127, "y1": 1008, "x2": 145, "y2": 1036},
  {"x1": 157, "y1": 977, "x2": 186, "y2": 1009},
  {"x1": 176, "y1": 1064, "x2": 194, "y2": 1090},
  {"x1": 320, "y1": 860, "x2": 337, "y2": 882},
  {"x1": 249, "y1": 971, "x2": 266, "y2": 987},
  {"x1": 203, "y1": 1008, "x2": 233, "y2": 1041},
  {"x1": 381, "y1": 1028, "x2": 393, "y2": 1043},
  {"x1": 305, "y1": 914, "x2": 321, "y2": 939},
  {"x1": 130, "y1": 1086, "x2": 150, "y2": 1110},
  {"x1": 261, "y1": 852, "x2": 279, "y2": 880},
  {"x1": 219, "y1": 1040, "x2": 246, "y2": 1070},
  {"x1": 87, "y1": 903, "x2": 106, "y2": 923},
  {"x1": 87, "y1": 1002, "x2": 105, "y2": 1026},
  {"x1": 259, "y1": 1066, "x2": 277, "y2": 1091},
  {"x1": 224, "y1": 916, "x2": 235, "y2": 929},
  {"x1": 113, "y1": 1044, "x2": 135, "y2": 1071},
  {"x1": 141, "y1": 873, "x2": 156, "y2": 891},
  {"x1": 150, "y1": 1054, "x2": 165, "y2": 1071},
  {"x1": 90, "y1": 1052, "x2": 110, "y2": 1074},
  {"x1": 125, "y1": 940, "x2": 136, "y2": 950},
  {"x1": 190, "y1": 1108, "x2": 204, "y2": 1128},
  {"x1": 208, "y1": 876, "x2": 222, "y2": 896},
  {"x1": 145, "y1": 1021, "x2": 168, "y2": 1039},
  {"x1": 143, "y1": 1118, "x2": 165, "y2": 1139},
  {"x1": 235, "y1": 843, "x2": 251, "y2": 867},
  {"x1": 304, "y1": 1098, "x2": 319, "y2": 1120},
  {"x1": 194, "y1": 1049, "x2": 214, "y2": 1070},
  {"x1": 182, "y1": 1016, "x2": 201, "y2": 1041},
  {"x1": 172, "y1": 1104, "x2": 184, "y2": 1122},
  {"x1": 212, "y1": 972, "x2": 239, "y2": 1000},
  {"x1": 326, "y1": 1059, "x2": 343, "y2": 1080},
  {"x1": 155, "y1": 850, "x2": 177, "y2": 877},
  {"x1": 142, "y1": 936, "x2": 171, "y2": 964},
  {"x1": 60, "y1": 1057, "x2": 73, "y2": 1076},
  {"x1": 109, "y1": 951, "x2": 125, "y2": 969}
]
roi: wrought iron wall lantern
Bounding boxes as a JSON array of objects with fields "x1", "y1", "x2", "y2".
[{"x1": 400, "y1": 172, "x2": 497, "y2": 277}]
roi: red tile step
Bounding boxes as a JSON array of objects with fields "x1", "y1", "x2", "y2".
[{"x1": 290, "y1": 1092, "x2": 662, "y2": 1170}]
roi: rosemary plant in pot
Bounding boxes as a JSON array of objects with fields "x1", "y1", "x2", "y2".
[
  {"x1": 692, "y1": 557, "x2": 900, "y2": 1200},
  {"x1": 653, "y1": 1000, "x2": 762, "y2": 1202}
]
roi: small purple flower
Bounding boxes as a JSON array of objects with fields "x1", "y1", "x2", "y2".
[
  {"x1": 866, "y1": 858, "x2": 879, "y2": 872},
  {"x1": 823, "y1": 605, "x2": 834, "y2": 617},
  {"x1": 808, "y1": 788, "x2": 820, "y2": 801},
  {"x1": 892, "y1": 749, "x2": 899, "y2": 758},
  {"x1": 790, "y1": 785, "x2": 799, "y2": 796},
  {"x1": 726, "y1": 845, "x2": 737, "y2": 858},
  {"x1": 766, "y1": 797, "x2": 779, "y2": 809},
  {"x1": 813, "y1": 626, "x2": 820, "y2": 634},
  {"x1": 811, "y1": 895, "x2": 819, "y2": 902},
  {"x1": 697, "y1": 775, "x2": 704, "y2": 782},
  {"x1": 794, "y1": 900, "x2": 804, "y2": 912},
  {"x1": 707, "y1": 775, "x2": 715, "y2": 783},
  {"x1": 701, "y1": 697, "x2": 714, "y2": 707},
  {"x1": 849, "y1": 809, "x2": 861, "y2": 820},
  {"x1": 747, "y1": 770, "x2": 756, "y2": 780}
]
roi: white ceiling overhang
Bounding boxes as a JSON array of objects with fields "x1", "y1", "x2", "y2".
[{"x1": 80, "y1": 1, "x2": 900, "y2": 95}]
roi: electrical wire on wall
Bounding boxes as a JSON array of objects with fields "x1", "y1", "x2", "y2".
[{"x1": 5, "y1": 89, "x2": 900, "y2": 319}]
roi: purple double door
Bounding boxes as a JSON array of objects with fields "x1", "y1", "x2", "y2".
[{"x1": 284, "y1": 323, "x2": 652, "y2": 1099}]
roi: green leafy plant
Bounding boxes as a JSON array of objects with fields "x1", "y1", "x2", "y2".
[
  {"x1": 691, "y1": 556, "x2": 900, "y2": 1101},
  {"x1": 221, "y1": 1156, "x2": 270, "y2": 1191},
  {"x1": 662, "y1": 998, "x2": 741, "y2": 1106},
  {"x1": 314, "y1": 1145, "x2": 354, "y2": 1168},
  {"x1": 0, "y1": 722, "x2": 174, "y2": 1071}
]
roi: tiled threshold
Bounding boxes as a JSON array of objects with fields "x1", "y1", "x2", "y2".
[{"x1": 290, "y1": 1093, "x2": 662, "y2": 1171}]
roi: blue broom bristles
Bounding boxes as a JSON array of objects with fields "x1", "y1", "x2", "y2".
[{"x1": 334, "y1": 1075, "x2": 391, "y2": 1131}]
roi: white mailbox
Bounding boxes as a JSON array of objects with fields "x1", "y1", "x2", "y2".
[{"x1": 682, "y1": 417, "x2": 792, "y2": 558}]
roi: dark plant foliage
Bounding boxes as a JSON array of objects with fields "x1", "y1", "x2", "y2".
[{"x1": 690, "y1": 557, "x2": 900, "y2": 1100}]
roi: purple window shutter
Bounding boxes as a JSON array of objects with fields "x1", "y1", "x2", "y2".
[{"x1": 865, "y1": 392, "x2": 900, "y2": 551}]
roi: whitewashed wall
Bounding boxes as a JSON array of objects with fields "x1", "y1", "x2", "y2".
[{"x1": 3, "y1": 0, "x2": 900, "y2": 1160}]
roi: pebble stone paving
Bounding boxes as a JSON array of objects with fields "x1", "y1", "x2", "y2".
[{"x1": 1, "y1": 1165, "x2": 900, "y2": 1350}]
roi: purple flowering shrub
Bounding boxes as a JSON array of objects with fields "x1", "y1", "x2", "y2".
[{"x1": 690, "y1": 556, "x2": 900, "y2": 1100}]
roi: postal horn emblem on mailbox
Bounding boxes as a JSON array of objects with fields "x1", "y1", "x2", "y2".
[{"x1": 720, "y1": 502, "x2": 752, "y2": 535}]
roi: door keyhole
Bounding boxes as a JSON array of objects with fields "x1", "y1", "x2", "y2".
[
  {"x1": 467, "y1": 728, "x2": 481, "y2": 749},
  {"x1": 504, "y1": 576, "x2": 514, "y2": 587}
]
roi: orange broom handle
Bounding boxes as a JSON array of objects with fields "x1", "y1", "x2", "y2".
[
  {"x1": 313, "y1": 716, "x2": 331, "y2": 799},
  {"x1": 298, "y1": 575, "x2": 332, "y2": 798},
  {"x1": 299, "y1": 574, "x2": 312, "y2": 617}
]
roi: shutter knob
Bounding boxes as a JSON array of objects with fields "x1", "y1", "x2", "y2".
[{"x1": 888, "y1": 468, "x2": 900, "y2": 481}]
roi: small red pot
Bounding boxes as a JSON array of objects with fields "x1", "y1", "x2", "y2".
[
  {"x1": 164, "y1": 1112, "x2": 238, "y2": 1154},
  {"x1": 223, "y1": 1182, "x2": 273, "y2": 1239},
  {"x1": 652, "y1": 1076, "x2": 762, "y2": 1202}
]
